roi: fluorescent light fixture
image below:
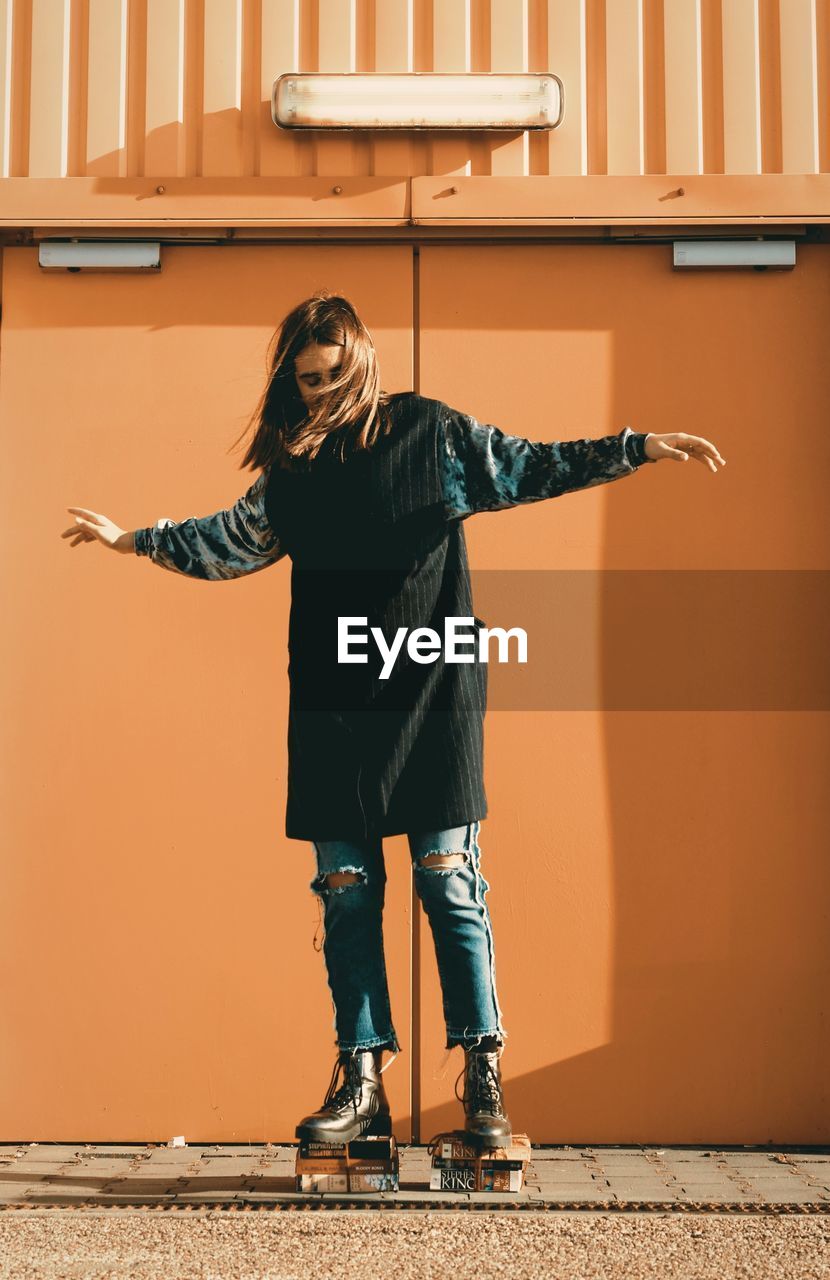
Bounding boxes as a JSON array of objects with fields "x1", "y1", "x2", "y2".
[
  {"x1": 272, "y1": 73, "x2": 563, "y2": 130},
  {"x1": 673, "y1": 240, "x2": 796, "y2": 270},
  {"x1": 38, "y1": 241, "x2": 161, "y2": 272}
]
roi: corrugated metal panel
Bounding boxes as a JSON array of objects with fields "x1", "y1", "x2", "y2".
[{"x1": 0, "y1": 0, "x2": 828, "y2": 179}]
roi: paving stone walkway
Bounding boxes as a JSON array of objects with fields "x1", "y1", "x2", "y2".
[{"x1": 2, "y1": 1144, "x2": 829, "y2": 1211}]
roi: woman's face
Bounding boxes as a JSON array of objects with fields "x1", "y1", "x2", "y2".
[{"x1": 294, "y1": 341, "x2": 344, "y2": 408}]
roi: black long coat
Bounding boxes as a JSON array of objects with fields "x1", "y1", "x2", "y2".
[
  {"x1": 134, "y1": 391, "x2": 652, "y2": 843},
  {"x1": 264, "y1": 393, "x2": 489, "y2": 842}
]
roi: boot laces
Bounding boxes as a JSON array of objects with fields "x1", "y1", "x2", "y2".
[
  {"x1": 323, "y1": 1054, "x2": 364, "y2": 1113},
  {"x1": 454, "y1": 1051, "x2": 505, "y2": 1116}
]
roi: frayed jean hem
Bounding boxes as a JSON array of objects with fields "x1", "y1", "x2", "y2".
[
  {"x1": 446, "y1": 1027, "x2": 509, "y2": 1049},
  {"x1": 336, "y1": 1034, "x2": 401, "y2": 1054}
]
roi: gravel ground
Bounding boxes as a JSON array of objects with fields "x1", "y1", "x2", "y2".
[{"x1": 0, "y1": 1211, "x2": 828, "y2": 1280}]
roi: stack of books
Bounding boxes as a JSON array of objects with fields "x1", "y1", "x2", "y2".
[
  {"x1": 295, "y1": 1133, "x2": 399, "y2": 1192},
  {"x1": 427, "y1": 1130, "x2": 532, "y2": 1192}
]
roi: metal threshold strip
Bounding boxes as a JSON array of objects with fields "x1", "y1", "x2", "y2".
[{"x1": 1, "y1": 1199, "x2": 829, "y2": 1214}]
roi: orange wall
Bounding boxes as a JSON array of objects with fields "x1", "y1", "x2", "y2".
[
  {"x1": 2, "y1": 0, "x2": 829, "y2": 180},
  {"x1": 1, "y1": 240, "x2": 828, "y2": 1143}
]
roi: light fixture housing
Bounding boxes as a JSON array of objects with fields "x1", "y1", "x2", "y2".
[
  {"x1": 38, "y1": 241, "x2": 161, "y2": 272},
  {"x1": 272, "y1": 72, "x2": 563, "y2": 131},
  {"x1": 672, "y1": 240, "x2": 796, "y2": 270}
]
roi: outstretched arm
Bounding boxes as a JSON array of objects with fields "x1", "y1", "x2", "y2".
[
  {"x1": 133, "y1": 468, "x2": 286, "y2": 580},
  {"x1": 437, "y1": 404, "x2": 656, "y2": 521}
]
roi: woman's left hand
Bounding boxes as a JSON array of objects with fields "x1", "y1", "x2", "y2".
[{"x1": 644, "y1": 433, "x2": 727, "y2": 472}]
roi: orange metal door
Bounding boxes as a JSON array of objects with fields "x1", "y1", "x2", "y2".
[
  {"x1": 417, "y1": 242, "x2": 830, "y2": 1143},
  {"x1": 0, "y1": 244, "x2": 415, "y2": 1142},
  {"x1": 2, "y1": 240, "x2": 828, "y2": 1144}
]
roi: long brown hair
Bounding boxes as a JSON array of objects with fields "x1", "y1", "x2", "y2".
[{"x1": 230, "y1": 291, "x2": 396, "y2": 472}]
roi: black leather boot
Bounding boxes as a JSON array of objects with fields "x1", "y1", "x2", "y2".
[
  {"x1": 295, "y1": 1048, "x2": 392, "y2": 1144},
  {"x1": 455, "y1": 1043, "x2": 512, "y2": 1149}
]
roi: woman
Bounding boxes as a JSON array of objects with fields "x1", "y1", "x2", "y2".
[{"x1": 64, "y1": 291, "x2": 726, "y2": 1150}]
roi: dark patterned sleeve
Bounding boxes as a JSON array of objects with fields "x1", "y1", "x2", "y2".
[
  {"x1": 133, "y1": 468, "x2": 286, "y2": 580},
  {"x1": 438, "y1": 404, "x2": 655, "y2": 520}
]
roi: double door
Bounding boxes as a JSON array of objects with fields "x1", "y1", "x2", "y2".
[{"x1": 1, "y1": 240, "x2": 825, "y2": 1142}]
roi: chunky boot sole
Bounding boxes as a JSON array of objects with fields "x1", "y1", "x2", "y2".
[
  {"x1": 295, "y1": 1108, "x2": 392, "y2": 1144},
  {"x1": 461, "y1": 1120, "x2": 513, "y2": 1151}
]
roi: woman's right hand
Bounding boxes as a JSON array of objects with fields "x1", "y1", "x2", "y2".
[{"x1": 63, "y1": 507, "x2": 133, "y2": 554}]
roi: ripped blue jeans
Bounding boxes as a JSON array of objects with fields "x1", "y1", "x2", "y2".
[{"x1": 309, "y1": 820, "x2": 508, "y2": 1054}]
